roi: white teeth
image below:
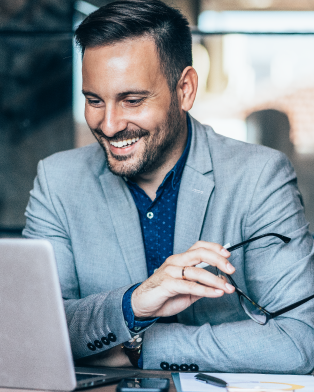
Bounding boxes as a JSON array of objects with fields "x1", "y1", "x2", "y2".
[{"x1": 110, "y1": 137, "x2": 140, "y2": 148}]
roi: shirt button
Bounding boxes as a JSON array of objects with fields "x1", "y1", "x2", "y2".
[{"x1": 147, "y1": 212, "x2": 154, "y2": 219}]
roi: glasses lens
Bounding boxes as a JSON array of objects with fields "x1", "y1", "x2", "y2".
[{"x1": 240, "y1": 295, "x2": 267, "y2": 325}]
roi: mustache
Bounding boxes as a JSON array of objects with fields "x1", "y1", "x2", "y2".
[{"x1": 92, "y1": 127, "x2": 149, "y2": 142}]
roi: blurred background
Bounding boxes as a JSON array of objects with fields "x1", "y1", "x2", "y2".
[{"x1": 1, "y1": 0, "x2": 314, "y2": 237}]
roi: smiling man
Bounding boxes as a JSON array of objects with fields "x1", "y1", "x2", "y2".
[{"x1": 23, "y1": 0, "x2": 314, "y2": 373}]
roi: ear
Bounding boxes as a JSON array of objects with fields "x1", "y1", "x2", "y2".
[{"x1": 177, "y1": 66, "x2": 198, "y2": 112}]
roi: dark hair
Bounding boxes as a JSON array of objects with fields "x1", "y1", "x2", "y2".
[{"x1": 75, "y1": 0, "x2": 192, "y2": 91}]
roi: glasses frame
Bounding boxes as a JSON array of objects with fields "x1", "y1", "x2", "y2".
[{"x1": 217, "y1": 233, "x2": 314, "y2": 325}]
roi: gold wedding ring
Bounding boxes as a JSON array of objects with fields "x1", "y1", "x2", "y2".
[{"x1": 182, "y1": 266, "x2": 187, "y2": 280}]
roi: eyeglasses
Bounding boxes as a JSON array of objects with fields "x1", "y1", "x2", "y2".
[{"x1": 217, "y1": 233, "x2": 314, "y2": 325}]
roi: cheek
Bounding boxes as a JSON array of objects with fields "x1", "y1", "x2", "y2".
[
  {"x1": 84, "y1": 105, "x2": 103, "y2": 128},
  {"x1": 128, "y1": 104, "x2": 168, "y2": 132}
]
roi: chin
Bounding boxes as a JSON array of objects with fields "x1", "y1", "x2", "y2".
[{"x1": 106, "y1": 156, "x2": 142, "y2": 178}]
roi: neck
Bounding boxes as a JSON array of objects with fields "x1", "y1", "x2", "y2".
[{"x1": 133, "y1": 123, "x2": 188, "y2": 201}]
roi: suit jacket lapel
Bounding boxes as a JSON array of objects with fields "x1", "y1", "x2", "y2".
[
  {"x1": 99, "y1": 170, "x2": 148, "y2": 283},
  {"x1": 174, "y1": 116, "x2": 215, "y2": 255}
]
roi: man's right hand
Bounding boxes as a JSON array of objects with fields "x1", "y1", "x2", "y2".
[{"x1": 131, "y1": 241, "x2": 236, "y2": 319}]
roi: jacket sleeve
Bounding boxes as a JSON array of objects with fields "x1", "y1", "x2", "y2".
[
  {"x1": 23, "y1": 160, "x2": 134, "y2": 359},
  {"x1": 142, "y1": 152, "x2": 314, "y2": 374}
]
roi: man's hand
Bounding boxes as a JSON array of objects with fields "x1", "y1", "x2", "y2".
[{"x1": 131, "y1": 241, "x2": 235, "y2": 319}]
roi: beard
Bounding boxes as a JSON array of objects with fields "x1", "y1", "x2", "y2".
[{"x1": 90, "y1": 93, "x2": 186, "y2": 178}]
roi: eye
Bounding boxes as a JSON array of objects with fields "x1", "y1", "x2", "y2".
[
  {"x1": 125, "y1": 98, "x2": 145, "y2": 106},
  {"x1": 87, "y1": 98, "x2": 102, "y2": 106}
]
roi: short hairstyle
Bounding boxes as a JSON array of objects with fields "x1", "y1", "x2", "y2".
[{"x1": 75, "y1": 0, "x2": 192, "y2": 91}]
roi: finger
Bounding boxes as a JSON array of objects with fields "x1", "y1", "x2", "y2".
[
  {"x1": 162, "y1": 263, "x2": 229, "y2": 283},
  {"x1": 161, "y1": 265, "x2": 234, "y2": 293},
  {"x1": 172, "y1": 248, "x2": 235, "y2": 274},
  {"x1": 190, "y1": 295, "x2": 203, "y2": 304},
  {"x1": 188, "y1": 241, "x2": 230, "y2": 258},
  {"x1": 168, "y1": 278, "x2": 227, "y2": 298},
  {"x1": 217, "y1": 274, "x2": 228, "y2": 283},
  {"x1": 181, "y1": 266, "x2": 235, "y2": 293}
]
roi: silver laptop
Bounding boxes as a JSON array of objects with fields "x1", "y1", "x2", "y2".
[{"x1": 0, "y1": 239, "x2": 138, "y2": 391}]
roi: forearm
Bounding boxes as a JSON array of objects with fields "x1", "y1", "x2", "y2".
[{"x1": 142, "y1": 318, "x2": 314, "y2": 373}]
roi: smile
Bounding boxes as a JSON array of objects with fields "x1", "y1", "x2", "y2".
[{"x1": 109, "y1": 137, "x2": 139, "y2": 148}]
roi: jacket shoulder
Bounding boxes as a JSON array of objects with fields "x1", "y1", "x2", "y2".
[
  {"x1": 200, "y1": 121, "x2": 291, "y2": 169},
  {"x1": 41, "y1": 142, "x2": 106, "y2": 176}
]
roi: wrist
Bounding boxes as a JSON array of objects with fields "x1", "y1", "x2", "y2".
[
  {"x1": 131, "y1": 287, "x2": 154, "y2": 319},
  {"x1": 134, "y1": 315, "x2": 155, "y2": 321},
  {"x1": 122, "y1": 332, "x2": 144, "y2": 368},
  {"x1": 122, "y1": 345, "x2": 142, "y2": 368}
]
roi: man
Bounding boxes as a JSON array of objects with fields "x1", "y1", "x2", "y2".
[{"x1": 23, "y1": 0, "x2": 314, "y2": 373}]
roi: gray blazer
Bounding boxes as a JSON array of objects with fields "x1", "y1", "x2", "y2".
[{"x1": 23, "y1": 115, "x2": 314, "y2": 373}]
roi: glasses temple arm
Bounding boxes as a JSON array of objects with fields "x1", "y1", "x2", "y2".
[
  {"x1": 271, "y1": 293, "x2": 314, "y2": 318},
  {"x1": 226, "y1": 233, "x2": 291, "y2": 252},
  {"x1": 227, "y1": 274, "x2": 237, "y2": 287}
]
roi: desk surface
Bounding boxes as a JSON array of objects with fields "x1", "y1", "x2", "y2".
[
  {"x1": 0, "y1": 369, "x2": 176, "y2": 392},
  {"x1": 96, "y1": 369, "x2": 176, "y2": 392},
  {"x1": 2, "y1": 369, "x2": 314, "y2": 392}
]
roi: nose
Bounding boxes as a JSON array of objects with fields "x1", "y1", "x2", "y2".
[{"x1": 100, "y1": 103, "x2": 128, "y2": 138}]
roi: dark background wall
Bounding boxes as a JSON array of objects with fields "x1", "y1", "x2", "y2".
[{"x1": 0, "y1": 0, "x2": 74, "y2": 234}]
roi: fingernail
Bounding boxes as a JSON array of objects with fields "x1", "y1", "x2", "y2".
[
  {"x1": 220, "y1": 248, "x2": 230, "y2": 257},
  {"x1": 227, "y1": 263, "x2": 235, "y2": 273},
  {"x1": 225, "y1": 283, "x2": 234, "y2": 291},
  {"x1": 215, "y1": 289, "x2": 224, "y2": 294}
]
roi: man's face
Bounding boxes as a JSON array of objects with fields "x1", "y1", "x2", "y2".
[{"x1": 82, "y1": 38, "x2": 186, "y2": 178}]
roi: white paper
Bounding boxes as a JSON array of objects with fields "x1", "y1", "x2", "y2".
[{"x1": 179, "y1": 372, "x2": 314, "y2": 391}]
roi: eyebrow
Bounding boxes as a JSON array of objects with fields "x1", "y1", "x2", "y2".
[
  {"x1": 82, "y1": 89, "x2": 150, "y2": 99},
  {"x1": 117, "y1": 90, "x2": 150, "y2": 98},
  {"x1": 82, "y1": 90, "x2": 101, "y2": 98}
]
